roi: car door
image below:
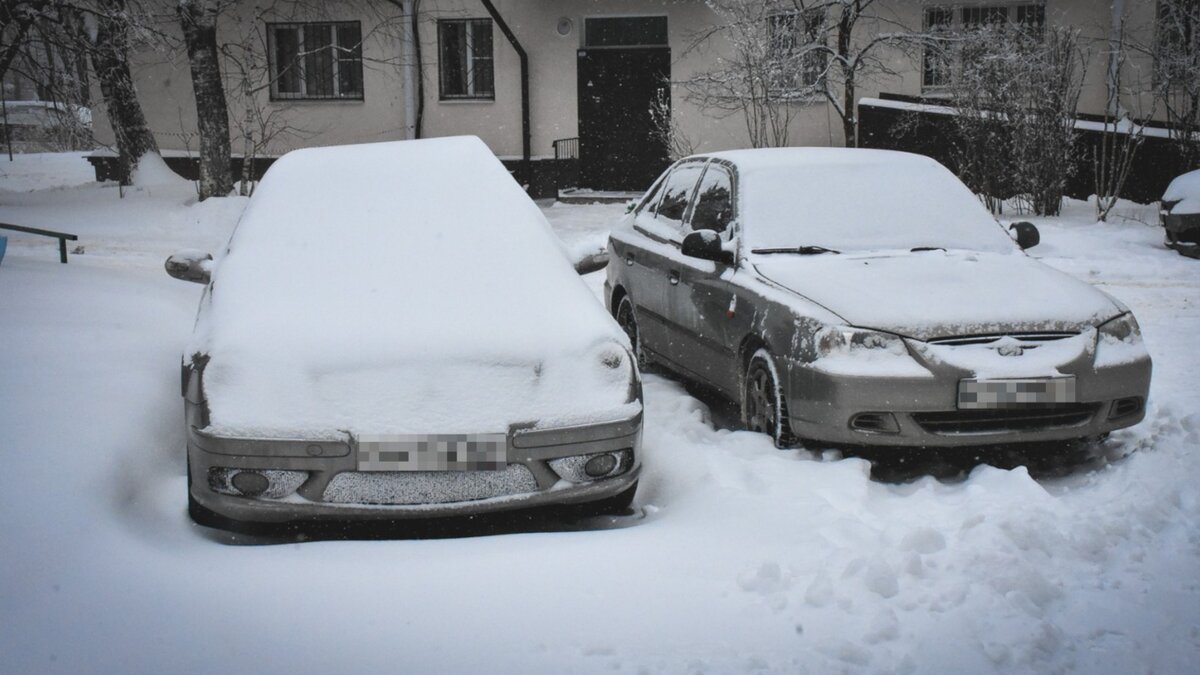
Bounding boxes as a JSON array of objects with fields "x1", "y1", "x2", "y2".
[
  {"x1": 625, "y1": 161, "x2": 705, "y2": 364},
  {"x1": 670, "y1": 161, "x2": 742, "y2": 393}
]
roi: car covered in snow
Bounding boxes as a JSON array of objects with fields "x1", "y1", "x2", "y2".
[
  {"x1": 167, "y1": 137, "x2": 641, "y2": 529},
  {"x1": 606, "y1": 148, "x2": 1151, "y2": 449},
  {"x1": 1161, "y1": 169, "x2": 1200, "y2": 259}
]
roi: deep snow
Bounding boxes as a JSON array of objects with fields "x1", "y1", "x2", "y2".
[{"x1": 0, "y1": 153, "x2": 1198, "y2": 674}]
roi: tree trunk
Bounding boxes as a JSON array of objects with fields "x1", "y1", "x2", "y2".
[
  {"x1": 178, "y1": 0, "x2": 233, "y2": 199},
  {"x1": 89, "y1": 1, "x2": 159, "y2": 184}
]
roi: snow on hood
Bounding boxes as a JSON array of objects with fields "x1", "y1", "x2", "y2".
[
  {"x1": 753, "y1": 250, "x2": 1121, "y2": 340},
  {"x1": 189, "y1": 137, "x2": 633, "y2": 439},
  {"x1": 1163, "y1": 169, "x2": 1200, "y2": 215}
]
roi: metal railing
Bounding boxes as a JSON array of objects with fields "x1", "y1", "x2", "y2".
[
  {"x1": 552, "y1": 137, "x2": 579, "y2": 160},
  {"x1": 0, "y1": 222, "x2": 79, "y2": 263}
]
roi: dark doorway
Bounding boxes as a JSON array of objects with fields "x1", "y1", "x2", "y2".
[{"x1": 577, "y1": 18, "x2": 671, "y2": 192}]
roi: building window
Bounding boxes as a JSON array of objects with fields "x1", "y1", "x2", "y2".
[
  {"x1": 921, "y1": 3, "x2": 1046, "y2": 90},
  {"x1": 922, "y1": 7, "x2": 953, "y2": 88},
  {"x1": 439, "y1": 19, "x2": 494, "y2": 100},
  {"x1": 268, "y1": 22, "x2": 363, "y2": 101},
  {"x1": 767, "y1": 10, "x2": 827, "y2": 93}
]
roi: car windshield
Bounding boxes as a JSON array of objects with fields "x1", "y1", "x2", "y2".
[{"x1": 736, "y1": 151, "x2": 1016, "y2": 254}]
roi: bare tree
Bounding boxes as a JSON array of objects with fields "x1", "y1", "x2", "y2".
[
  {"x1": 648, "y1": 88, "x2": 694, "y2": 160},
  {"x1": 86, "y1": 0, "x2": 160, "y2": 183},
  {"x1": 819, "y1": 0, "x2": 915, "y2": 147},
  {"x1": 942, "y1": 24, "x2": 1086, "y2": 216},
  {"x1": 1092, "y1": 4, "x2": 1157, "y2": 222},
  {"x1": 1150, "y1": 0, "x2": 1200, "y2": 170},
  {"x1": 682, "y1": 0, "x2": 827, "y2": 148},
  {"x1": 178, "y1": 0, "x2": 232, "y2": 199}
]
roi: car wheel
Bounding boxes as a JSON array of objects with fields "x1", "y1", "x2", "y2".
[
  {"x1": 743, "y1": 349, "x2": 795, "y2": 448},
  {"x1": 615, "y1": 295, "x2": 651, "y2": 369}
]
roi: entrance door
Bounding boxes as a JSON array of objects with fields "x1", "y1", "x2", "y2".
[{"x1": 577, "y1": 17, "x2": 671, "y2": 192}]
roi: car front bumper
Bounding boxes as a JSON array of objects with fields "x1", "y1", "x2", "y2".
[
  {"x1": 782, "y1": 350, "x2": 1152, "y2": 448},
  {"x1": 187, "y1": 405, "x2": 643, "y2": 525}
]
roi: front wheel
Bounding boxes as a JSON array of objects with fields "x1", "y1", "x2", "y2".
[
  {"x1": 742, "y1": 350, "x2": 795, "y2": 448},
  {"x1": 615, "y1": 294, "x2": 651, "y2": 369}
]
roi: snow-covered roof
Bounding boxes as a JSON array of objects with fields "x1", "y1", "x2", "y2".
[
  {"x1": 190, "y1": 137, "x2": 633, "y2": 438},
  {"x1": 698, "y1": 147, "x2": 1016, "y2": 254}
]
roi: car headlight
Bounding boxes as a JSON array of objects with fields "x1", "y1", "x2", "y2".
[
  {"x1": 815, "y1": 325, "x2": 906, "y2": 357},
  {"x1": 1097, "y1": 313, "x2": 1143, "y2": 344}
]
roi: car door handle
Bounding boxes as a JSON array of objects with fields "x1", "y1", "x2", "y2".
[
  {"x1": 625, "y1": 253, "x2": 635, "y2": 266},
  {"x1": 668, "y1": 271, "x2": 680, "y2": 286}
]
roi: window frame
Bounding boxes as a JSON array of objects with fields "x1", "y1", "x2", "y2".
[
  {"x1": 266, "y1": 21, "x2": 364, "y2": 102},
  {"x1": 919, "y1": 2, "x2": 1047, "y2": 92},
  {"x1": 438, "y1": 18, "x2": 495, "y2": 101},
  {"x1": 766, "y1": 10, "x2": 828, "y2": 94}
]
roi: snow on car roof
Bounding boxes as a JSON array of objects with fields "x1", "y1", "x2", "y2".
[
  {"x1": 1163, "y1": 168, "x2": 1200, "y2": 215},
  {"x1": 189, "y1": 137, "x2": 631, "y2": 438},
  {"x1": 697, "y1": 148, "x2": 1017, "y2": 254}
]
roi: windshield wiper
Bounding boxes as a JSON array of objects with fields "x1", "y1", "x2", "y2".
[
  {"x1": 910, "y1": 246, "x2": 946, "y2": 252},
  {"x1": 751, "y1": 245, "x2": 841, "y2": 255}
]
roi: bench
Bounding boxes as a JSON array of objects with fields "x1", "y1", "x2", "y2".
[{"x1": 0, "y1": 222, "x2": 79, "y2": 263}]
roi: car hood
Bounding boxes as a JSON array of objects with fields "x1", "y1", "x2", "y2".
[
  {"x1": 200, "y1": 351, "x2": 638, "y2": 441},
  {"x1": 752, "y1": 250, "x2": 1121, "y2": 340}
]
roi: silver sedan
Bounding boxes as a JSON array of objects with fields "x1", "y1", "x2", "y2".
[{"x1": 606, "y1": 148, "x2": 1151, "y2": 449}]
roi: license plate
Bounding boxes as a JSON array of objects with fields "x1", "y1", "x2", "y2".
[
  {"x1": 957, "y1": 377, "x2": 1076, "y2": 409},
  {"x1": 356, "y1": 433, "x2": 507, "y2": 471}
]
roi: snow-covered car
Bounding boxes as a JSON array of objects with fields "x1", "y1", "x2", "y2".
[
  {"x1": 606, "y1": 148, "x2": 1151, "y2": 449},
  {"x1": 1161, "y1": 169, "x2": 1200, "y2": 259},
  {"x1": 168, "y1": 137, "x2": 641, "y2": 530}
]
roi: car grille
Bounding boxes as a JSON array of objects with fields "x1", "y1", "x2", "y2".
[
  {"x1": 925, "y1": 331, "x2": 1078, "y2": 347},
  {"x1": 322, "y1": 465, "x2": 538, "y2": 505},
  {"x1": 911, "y1": 403, "x2": 1099, "y2": 435}
]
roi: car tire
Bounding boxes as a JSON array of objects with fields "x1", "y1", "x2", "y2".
[
  {"x1": 615, "y1": 294, "x2": 651, "y2": 369},
  {"x1": 743, "y1": 349, "x2": 795, "y2": 448}
]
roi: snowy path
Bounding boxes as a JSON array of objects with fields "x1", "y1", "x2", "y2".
[{"x1": 1, "y1": 155, "x2": 1197, "y2": 673}]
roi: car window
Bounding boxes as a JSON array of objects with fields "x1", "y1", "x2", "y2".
[
  {"x1": 655, "y1": 164, "x2": 704, "y2": 228},
  {"x1": 690, "y1": 165, "x2": 734, "y2": 234},
  {"x1": 635, "y1": 173, "x2": 668, "y2": 216}
]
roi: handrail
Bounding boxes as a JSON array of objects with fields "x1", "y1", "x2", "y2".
[
  {"x1": 552, "y1": 137, "x2": 579, "y2": 160},
  {"x1": 0, "y1": 222, "x2": 79, "y2": 263}
]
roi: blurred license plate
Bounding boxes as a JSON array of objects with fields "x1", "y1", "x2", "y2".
[
  {"x1": 958, "y1": 377, "x2": 1076, "y2": 409},
  {"x1": 356, "y1": 434, "x2": 507, "y2": 471}
]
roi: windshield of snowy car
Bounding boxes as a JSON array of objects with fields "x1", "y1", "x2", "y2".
[{"x1": 738, "y1": 153, "x2": 1017, "y2": 254}]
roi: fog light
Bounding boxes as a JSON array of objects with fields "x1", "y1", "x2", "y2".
[
  {"x1": 584, "y1": 453, "x2": 619, "y2": 477},
  {"x1": 1108, "y1": 397, "x2": 1143, "y2": 419},
  {"x1": 849, "y1": 412, "x2": 900, "y2": 434},
  {"x1": 231, "y1": 470, "x2": 269, "y2": 496}
]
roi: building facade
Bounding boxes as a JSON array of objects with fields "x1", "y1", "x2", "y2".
[{"x1": 90, "y1": 0, "x2": 1172, "y2": 194}]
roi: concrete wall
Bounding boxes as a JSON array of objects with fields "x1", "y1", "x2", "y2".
[{"x1": 93, "y1": 0, "x2": 1164, "y2": 162}]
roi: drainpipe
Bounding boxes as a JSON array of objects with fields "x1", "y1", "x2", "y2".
[
  {"x1": 399, "y1": 0, "x2": 418, "y2": 139},
  {"x1": 478, "y1": 0, "x2": 531, "y2": 187},
  {"x1": 1108, "y1": 0, "x2": 1125, "y2": 117}
]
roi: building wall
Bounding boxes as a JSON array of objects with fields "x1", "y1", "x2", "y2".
[{"x1": 93, "y1": 0, "x2": 1165, "y2": 166}]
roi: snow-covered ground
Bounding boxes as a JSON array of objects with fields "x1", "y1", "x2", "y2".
[{"x1": 1, "y1": 153, "x2": 1198, "y2": 674}]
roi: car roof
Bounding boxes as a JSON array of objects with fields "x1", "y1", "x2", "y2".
[
  {"x1": 689, "y1": 147, "x2": 941, "y2": 173},
  {"x1": 193, "y1": 135, "x2": 623, "y2": 372}
]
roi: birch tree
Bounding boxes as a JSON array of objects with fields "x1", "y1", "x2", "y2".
[{"x1": 178, "y1": 0, "x2": 232, "y2": 199}]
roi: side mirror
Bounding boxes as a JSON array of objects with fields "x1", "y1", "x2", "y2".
[
  {"x1": 1009, "y1": 221, "x2": 1040, "y2": 250},
  {"x1": 681, "y1": 230, "x2": 733, "y2": 264},
  {"x1": 165, "y1": 249, "x2": 213, "y2": 284},
  {"x1": 574, "y1": 251, "x2": 609, "y2": 275}
]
